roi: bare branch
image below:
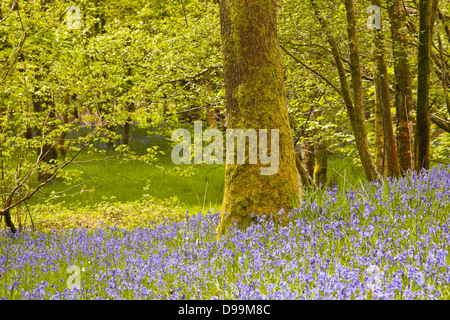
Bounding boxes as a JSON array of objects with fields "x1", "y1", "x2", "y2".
[
  {"x1": 0, "y1": 0, "x2": 17, "y2": 24},
  {"x1": 280, "y1": 45, "x2": 343, "y2": 96}
]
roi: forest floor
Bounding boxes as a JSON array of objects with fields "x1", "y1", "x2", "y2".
[
  {"x1": 1, "y1": 164, "x2": 449, "y2": 299},
  {"x1": 2, "y1": 128, "x2": 449, "y2": 299},
  {"x1": 22, "y1": 152, "x2": 365, "y2": 231}
]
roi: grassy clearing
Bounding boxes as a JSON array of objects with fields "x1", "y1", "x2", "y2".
[
  {"x1": 22, "y1": 152, "x2": 368, "y2": 232},
  {"x1": 29, "y1": 152, "x2": 225, "y2": 213}
]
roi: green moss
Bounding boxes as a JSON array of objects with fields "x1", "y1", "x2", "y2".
[{"x1": 217, "y1": 0, "x2": 299, "y2": 237}]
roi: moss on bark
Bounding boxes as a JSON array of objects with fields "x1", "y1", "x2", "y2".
[
  {"x1": 217, "y1": 0, "x2": 299, "y2": 237},
  {"x1": 313, "y1": 140, "x2": 327, "y2": 187}
]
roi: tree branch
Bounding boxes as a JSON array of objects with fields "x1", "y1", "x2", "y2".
[
  {"x1": 280, "y1": 45, "x2": 343, "y2": 96},
  {"x1": 431, "y1": 114, "x2": 450, "y2": 132}
]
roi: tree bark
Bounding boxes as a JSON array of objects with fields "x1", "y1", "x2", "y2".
[
  {"x1": 313, "y1": 140, "x2": 327, "y2": 187},
  {"x1": 343, "y1": 0, "x2": 378, "y2": 181},
  {"x1": 373, "y1": 66, "x2": 385, "y2": 174},
  {"x1": 58, "y1": 94, "x2": 70, "y2": 158},
  {"x1": 431, "y1": 114, "x2": 450, "y2": 133},
  {"x1": 217, "y1": 0, "x2": 299, "y2": 236},
  {"x1": 388, "y1": 0, "x2": 414, "y2": 173},
  {"x1": 1, "y1": 209, "x2": 17, "y2": 234},
  {"x1": 436, "y1": 14, "x2": 450, "y2": 117},
  {"x1": 415, "y1": 0, "x2": 438, "y2": 171},
  {"x1": 301, "y1": 139, "x2": 315, "y2": 180},
  {"x1": 310, "y1": 0, "x2": 378, "y2": 181},
  {"x1": 33, "y1": 90, "x2": 58, "y2": 182},
  {"x1": 372, "y1": 0, "x2": 400, "y2": 178},
  {"x1": 208, "y1": 106, "x2": 217, "y2": 129},
  {"x1": 296, "y1": 154, "x2": 315, "y2": 188},
  {"x1": 123, "y1": 102, "x2": 135, "y2": 146}
]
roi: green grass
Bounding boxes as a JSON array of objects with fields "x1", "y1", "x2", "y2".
[
  {"x1": 23, "y1": 123, "x2": 376, "y2": 226},
  {"x1": 30, "y1": 151, "x2": 225, "y2": 215},
  {"x1": 30, "y1": 150, "x2": 367, "y2": 218},
  {"x1": 326, "y1": 156, "x2": 367, "y2": 190}
]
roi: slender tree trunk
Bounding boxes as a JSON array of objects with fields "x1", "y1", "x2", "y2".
[
  {"x1": 438, "y1": 9, "x2": 450, "y2": 43},
  {"x1": 301, "y1": 139, "x2": 315, "y2": 180},
  {"x1": 343, "y1": 0, "x2": 378, "y2": 181},
  {"x1": 33, "y1": 91, "x2": 57, "y2": 182},
  {"x1": 299, "y1": 101, "x2": 315, "y2": 184},
  {"x1": 1, "y1": 209, "x2": 16, "y2": 234},
  {"x1": 58, "y1": 94, "x2": 70, "y2": 158},
  {"x1": 373, "y1": 67, "x2": 385, "y2": 174},
  {"x1": 313, "y1": 140, "x2": 327, "y2": 187},
  {"x1": 208, "y1": 106, "x2": 217, "y2": 129},
  {"x1": 296, "y1": 154, "x2": 315, "y2": 188},
  {"x1": 309, "y1": 0, "x2": 378, "y2": 181},
  {"x1": 415, "y1": 0, "x2": 438, "y2": 171},
  {"x1": 58, "y1": 113, "x2": 68, "y2": 158},
  {"x1": 72, "y1": 94, "x2": 79, "y2": 120},
  {"x1": 436, "y1": 14, "x2": 450, "y2": 117},
  {"x1": 372, "y1": 0, "x2": 400, "y2": 178},
  {"x1": 388, "y1": 0, "x2": 414, "y2": 173},
  {"x1": 123, "y1": 102, "x2": 135, "y2": 146},
  {"x1": 217, "y1": 0, "x2": 299, "y2": 236},
  {"x1": 123, "y1": 67, "x2": 135, "y2": 146}
]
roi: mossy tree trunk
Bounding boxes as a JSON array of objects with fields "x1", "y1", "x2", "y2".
[
  {"x1": 372, "y1": 0, "x2": 400, "y2": 178},
  {"x1": 208, "y1": 106, "x2": 217, "y2": 129},
  {"x1": 342, "y1": 0, "x2": 378, "y2": 181},
  {"x1": 217, "y1": 0, "x2": 299, "y2": 236},
  {"x1": 388, "y1": 0, "x2": 414, "y2": 173},
  {"x1": 415, "y1": 0, "x2": 438, "y2": 171},
  {"x1": 373, "y1": 64, "x2": 385, "y2": 174}
]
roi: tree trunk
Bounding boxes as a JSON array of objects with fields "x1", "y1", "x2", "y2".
[
  {"x1": 58, "y1": 94, "x2": 70, "y2": 158},
  {"x1": 343, "y1": 0, "x2": 378, "y2": 181},
  {"x1": 208, "y1": 106, "x2": 217, "y2": 129},
  {"x1": 217, "y1": 0, "x2": 299, "y2": 236},
  {"x1": 373, "y1": 66, "x2": 385, "y2": 174},
  {"x1": 310, "y1": 0, "x2": 378, "y2": 181},
  {"x1": 1, "y1": 209, "x2": 17, "y2": 234},
  {"x1": 372, "y1": 0, "x2": 400, "y2": 178},
  {"x1": 436, "y1": 13, "x2": 450, "y2": 119},
  {"x1": 296, "y1": 154, "x2": 315, "y2": 188},
  {"x1": 123, "y1": 66, "x2": 135, "y2": 146},
  {"x1": 313, "y1": 140, "x2": 327, "y2": 187},
  {"x1": 301, "y1": 139, "x2": 315, "y2": 180},
  {"x1": 33, "y1": 91, "x2": 58, "y2": 182},
  {"x1": 123, "y1": 102, "x2": 135, "y2": 146},
  {"x1": 388, "y1": 0, "x2": 414, "y2": 173},
  {"x1": 415, "y1": 0, "x2": 438, "y2": 171}
]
